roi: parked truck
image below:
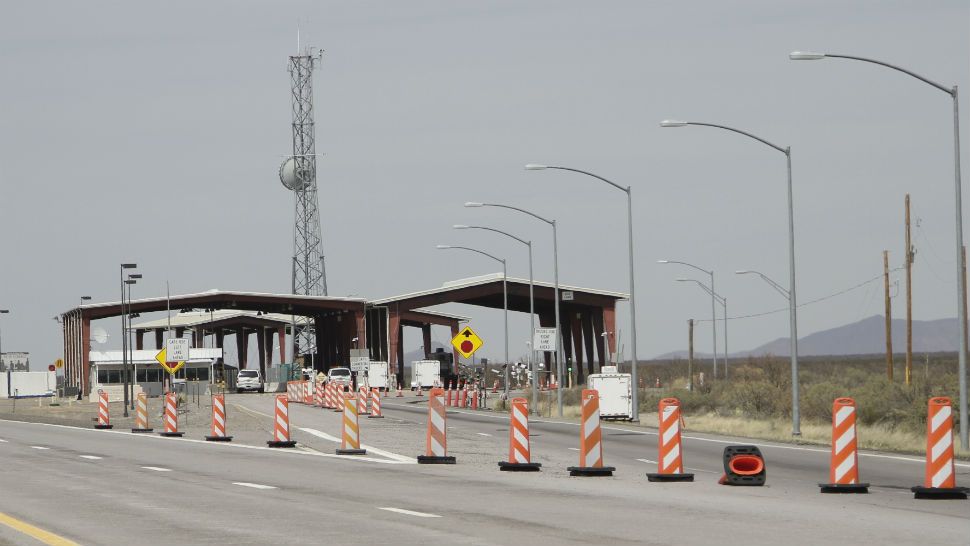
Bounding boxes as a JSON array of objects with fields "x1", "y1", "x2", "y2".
[
  {"x1": 410, "y1": 360, "x2": 441, "y2": 390},
  {"x1": 587, "y1": 373, "x2": 633, "y2": 421},
  {"x1": 366, "y1": 361, "x2": 389, "y2": 390}
]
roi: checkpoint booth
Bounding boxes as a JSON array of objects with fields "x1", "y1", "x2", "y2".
[{"x1": 87, "y1": 348, "x2": 224, "y2": 401}]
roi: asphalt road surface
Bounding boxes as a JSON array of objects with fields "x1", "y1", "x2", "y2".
[{"x1": 0, "y1": 392, "x2": 966, "y2": 545}]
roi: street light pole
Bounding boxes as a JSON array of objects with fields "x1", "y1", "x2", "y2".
[
  {"x1": 676, "y1": 278, "x2": 728, "y2": 379},
  {"x1": 454, "y1": 224, "x2": 536, "y2": 410},
  {"x1": 790, "y1": 50, "x2": 966, "y2": 448},
  {"x1": 525, "y1": 164, "x2": 641, "y2": 421},
  {"x1": 436, "y1": 245, "x2": 509, "y2": 399},
  {"x1": 660, "y1": 119, "x2": 800, "y2": 435},
  {"x1": 119, "y1": 263, "x2": 136, "y2": 417},
  {"x1": 126, "y1": 274, "x2": 142, "y2": 410},
  {"x1": 659, "y1": 260, "x2": 717, "y2": 378},
  {"x1": 466, "y1": 202, "x2": 565, "y2": 417},
  {"x1": 0, "y1": 310, "x2": 8, "y2": 397}
]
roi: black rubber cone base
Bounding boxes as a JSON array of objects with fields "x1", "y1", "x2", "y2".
[
  {"x1": 568, "y1": 466, "x2": 615, "y2": 477},
  {"x1": 205, "y1": 435, "x2": 233, "y2": 442},
  {"x1": 336, "y1": 448, "x2": 367, "y2": 455},
  {"x1": 94, "y1": 424, "x2": 113, "y2": 430},
  {"x1": 159, "y1": 431, "x2": 185, "y2": 437},
  {"x1": 647, "y1": 473, "x2": 694, "y2": 482},
  {"x1": 130, "y1": 428, "x2": 154, "y2": 433},
  {"x1": 819, "y1": 483, "x2": 869, "y2": 493},
  {"x1": 367, "y1": 415, "x2": 384, "y2": 419},
  {"x1": 911, "y1": 486, "x2": 969, "y2": 499},
  {"x1": 267, "y1": 440, "x2": 297, "y2": 448},
  {"x1": 499, "y1": 462, "x2": 542, "y2": 472},
  {"x1": 418, "y1": 455, "x2": 456, "y2": 464}
]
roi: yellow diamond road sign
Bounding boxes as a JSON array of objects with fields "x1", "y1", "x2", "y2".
[
  {"x1": 451, "y1": 326, "x2": 483, "y2": 359},
  {"x1": 155, "y1": 348, "x2": 185, "y2": 375}
]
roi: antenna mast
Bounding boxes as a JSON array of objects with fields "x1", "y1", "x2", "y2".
[{"x1": 282, "y1": 44, "x2": 328, "y2": 363}]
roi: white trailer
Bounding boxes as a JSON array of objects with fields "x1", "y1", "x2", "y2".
[
  {"x1": 366, "y1": 361, "x2": 389, "y2": 390},
  {"x1": 410, "y1": 360, "x2": 440, "y2": 390},
  {"x1": 587, "y1": 373, "x2": 633, "y2": 421}
]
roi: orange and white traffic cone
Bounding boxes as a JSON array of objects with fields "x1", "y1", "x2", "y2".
[
  {"x1": 159, "y1": 392, "x2": 184, "y2": 437},
  {"x1": 396, "y1": 383, "x2": 404, "y2": 397},
  {"x1": 131, "y1": 392, "x2": 153, "y2": 433},
  {"x1": 471, "y1": 389, "x2": 479, "y2": 410},
  {"x1": 315, "y1": 381, "x2": 325, "y2": 407},
  {"x1": 819, "y1": 397, "x2": 867, "y2": 493},
  {"x1": 336, "y1": 393, "x2": 366, "y2": 455},
  {"x1": 499, "y1": 397, "x2": 541, "y2": 471},
  {"x1": 94, "y1": 390, "x2": 112, "y2": 429},
  {"x1": 491, "y1": 380, "x2": 499, "y2": 394},
  {"x1": 417, "y1": 387, "x2": 455, "y2": 464},
  {"x1": 912, "y1": 397, "x2": 968, "y2": 499},
  {"x1": 446, "y1": 387, "x2": 452, "y2": 407},
  {"x1": 369, "y1": 388, "x2": 383, "y2": 419},
  {"x1": 460, "y1": 388, "x2": 468, "y2": 409},
  {"x1": 568, "y1": 389, "x2": 614, "y2": 476},
  {"x1": 205, "y1": 393, "x2": 233, "y2": 442},
  {"x1": 357, "y1": 387, "x2": 370, "y2": 416},
  {"x1": 416, "y1": 385, "x2": 423, "y2": 397},
  {"x1": 267, "y1": 395, "x2": 297, "y2": 448},
  {"x1": 646, "y1": 397, "x2": 693, "y2": 482}
]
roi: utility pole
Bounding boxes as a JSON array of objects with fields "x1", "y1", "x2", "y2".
[
  {"x1": 883, "y1": 250, "x2": 893, "y2": 381},
  {"x1": 963, "y1": 246, "x2": 968, "y2": 357},
  {"x1": 905, "y1": 195, "x2": 914, "y2": 385},
  {"x1": 688, "y1": 319, "x2": 694, "y2": 393}
]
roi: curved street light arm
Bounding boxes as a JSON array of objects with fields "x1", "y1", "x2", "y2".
[
  {"x1": 543, "y1": 166, "x2": 629, "y2": 193},
  {"x1": 661, "y1": 259, "x2": 712, "y2": 276},
  {"x1": 438, "y1": 245, "x2": 505, "y2": 266},
  {"x1": 679, "y1": 278, "x2": 725, "y2": 305},
  {"x1": 461, "y1": 225, "x2": 530, "y2": 247},
  {"x1": 824, "y1": 53, "x2": 953, "y2": 95},
  {"x1": 686, "y1": 122, "x2": 788, "y2": 155},
  {"x1": 482, "y1": 203, "x2": 554, "y2": 226}
]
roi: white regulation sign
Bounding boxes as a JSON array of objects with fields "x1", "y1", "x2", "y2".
[
  {"x1": 533, "y1": 328, "x2": 558, "y2": 352},
  {"x1": 165, "y1": 338, "x2": 190, "y2": 362}
]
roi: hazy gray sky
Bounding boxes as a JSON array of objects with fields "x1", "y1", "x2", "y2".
[{"x1": 1, "y1": 1, "x2": 968, "y2": 367}]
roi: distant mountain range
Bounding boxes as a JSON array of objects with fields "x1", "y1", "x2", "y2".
[{"x1": 654, "y1": 315, "x2": 960, "y2": 359}]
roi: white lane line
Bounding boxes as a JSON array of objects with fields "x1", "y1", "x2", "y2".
[
  {"x1": 383, "y1": 402, "x2": 970, "y2": 469},
  {"x1": 0, "y1": 438, "x2": 7, "y2": 442},
  {"x1": 567, "y1": 447, "x2": 579, "y2": 451},
  {"x1": 29, "y1": 446, "x2": 49, "y2": 450},
  {"x1": 378, "y1": 507, "x2": 442, "y2": 518},
  {"x1": 636, "y1": 458, "x2": 657, "y2": 464},
  {"x1": 79, "y1": 455, "x2": 102, "y2": 460},
  {"x1": 233, "y1": 482, "x2": 277, "y2": 490},
  {"x1": 141, "y1": 466, "x2": 171, "y2": 472},
  {"x1": 0, "y1": 416, "x2": 412, "y2": 466},
  {"x1": 298, "y1": 427, "x2": 416, "y2": 464},
  {"x1": 475, "y1": 432, "x2": 492, "y2": 437}
]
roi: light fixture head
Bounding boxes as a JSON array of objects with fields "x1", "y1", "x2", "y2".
[
  {"x1": 675, "y1": 278, "x2": 691, "y2": 282},
  {"x1": 453, "y1": 224, "x2": 469, "y2": 229},
  {"x1": 735, "y1": 270, "x2": 751, "y2": 274},
  {"x1": 464, "y1": 202, "x2": 484, "y2": 208},
  {"x1": 660, "y1": 120, "x2": 688, "y2": 128},
  {"x1": 121, "y1": 263, "x2": 137, "y2": 269},
  {"x1": 657, "y1": 259, "x2": 670, "y2": 264},
  {"x1": 789, "y1": 51, "x2": 826, "y2": 60},
  {"x1": 80, "y1": 296, "x2": 92, "y2": 300},
  {"x1": 524, "y1": 164, "x2": 548, "y2": 170},
  {"x1": 436, "y1": 245, "x2": 452, "y2": 249},
  {"x1": 128, "y1": 273, "x2": 143, "y2": 279}
]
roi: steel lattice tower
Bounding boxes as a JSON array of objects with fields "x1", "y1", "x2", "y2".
[{"x1": 283, "y1": 48, "x2": 328, "y2": 360}]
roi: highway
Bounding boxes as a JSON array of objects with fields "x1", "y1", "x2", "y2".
[{"x1": 0, "y1": 392, "x2": 966, "y2": 545}]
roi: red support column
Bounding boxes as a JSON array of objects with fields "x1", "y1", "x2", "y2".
[
  {"x1": 81, "y1": 314, "x2": 91, "y2": 396},
  {"x1": 603, "y1": 304, "x2": 617, "y2": 360},
  {"x1": 450, "y1": 322, "x2": 460, "y2": 374},
  {"x1": 422, "y1": 324, "x2": 432, "y2": 359},
  {"x1": 355, "y1": 310, "x2": 367, "y2": 356},
  {"x1": 389, "y1": 309, "x2": 402, "y2": 381},
  {"x1": 592, "y1": 310, "x2": 606, "y2": 369},
  {"x1": 236, "y1": 330, "x2": 249, "y2": 369},
  {"x1": 571, "y1": 311, "x2": 584, "y2": 384}
]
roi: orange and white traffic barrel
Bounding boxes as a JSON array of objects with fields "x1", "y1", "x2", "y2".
[
  {"x1": 131, "y1": 392, "x2": 153, "y2": 433},
  {"x1": 159, "y1": 391, "x2": 185, "y2": 437},
  {"x1": 912, "y1": 397, "x2": 969, "y2": 499},
  {"x1": 323, "y1": 382, "x2": 335, "y2": 410},
  {"x1": 647, "y1": 397, "x2": 694, "y2": 482},
  {"x1": 568, "y1": 389, "x2": 614, "y2": 476},
  {"x1": 336, "y1": 393, "x2": 366, "y2": 455},
  {"x1": 417, "y1": 387, "x2": 455, "y2": 464},
  {"x1": 303, "y1": 381, "x2": 312, "y2": 405},
  {"x1": 94, "y1": 390, "x2": 112, "y2": 429},
  {"x1": 314, "y1": 381, "x2": 325, "y2": 407},
  {"x1": 286, "y1": 381, "x2": 301, "y2": 402},
  {"x1": 332, "y1": 383, "x2": 345, "y2": 413},
  {"x1": 357, "y1": 387, "x2": 370, "y2": 416},
  {"x1": 205, "y1": 393, "x2": 233, "y2": 442},
  {"x1": 267, "y1": 395, "x2": 297, "y2": 448},
  {"x1": 368, "y1": 388, "x2": 383, "y2": 419},
  {"x1": 499, "y1": 397, "x2": 541, "y2": 471},
  {"x1": 819, "y1": 397, "x2": 867, "y2": 493}
]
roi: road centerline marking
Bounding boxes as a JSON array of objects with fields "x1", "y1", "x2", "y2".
[
  {"x1": 378, "y1": 507, "x2": 442, "y2": 518},
  {"x1": 141, "y1": 466, "x2": 171, "y2": 472},
  {"x1": 636, "y1": 458, "x2": 657, "y2": 464},
  {"x1": 567, "y1": 447, "x2": 579, "y2": 451},
  {"x1": 79, "y1": 455, "x2": 102, "y2": 460},
  {"x1": 233, "y1": 482, "x2": 277, "y2": 490},
  {"x1": 475, "y1": 432, "x2": 492, "y2": 437},
  {"x1": 0, "y1": 512, "x2": 80, "y2": 546},
  {"x1": 30, "y1": 446, "x2": 49, "y2": 450}
]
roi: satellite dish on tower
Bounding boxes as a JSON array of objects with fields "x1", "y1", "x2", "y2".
[
  {"x1": 90, "y1": 326, "x2": 109, "y2": 345},
  {"x1": 279, "y1": 157, "x2": 310, "y2": 191}
]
